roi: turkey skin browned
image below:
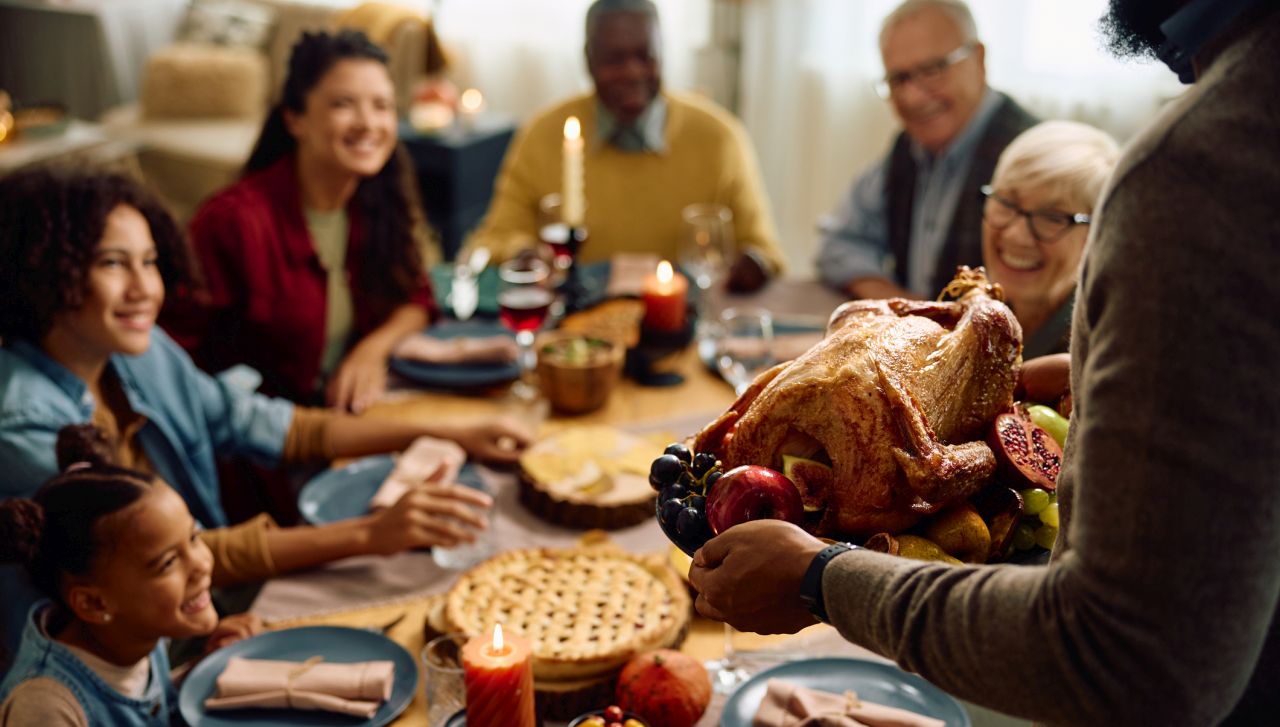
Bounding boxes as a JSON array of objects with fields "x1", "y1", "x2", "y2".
[{"x1": 693, "y1": 268, "x2": 1022, "y2": 537}]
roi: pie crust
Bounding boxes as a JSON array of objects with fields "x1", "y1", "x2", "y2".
[{"x1": 441, "y1": 545, "x2": 690, "y2": 683}]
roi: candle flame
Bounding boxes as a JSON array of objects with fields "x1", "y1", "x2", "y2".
[
  {"x1": 657, "y1": 260, "x2": 674, "y2": 284},
  {"x1": 460, "y1": 88, "x2": 483, "y2": 112},
  {"x1": 564, "y1": 116, "x2": 581, "y2": 141},
  {"x1": 492, "y1": 623, "x2": 504, "y2": 652}
]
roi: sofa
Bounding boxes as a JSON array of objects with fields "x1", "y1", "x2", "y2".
[{"x1": 100, "y1": 0, "x2": 438, "y2": 221}]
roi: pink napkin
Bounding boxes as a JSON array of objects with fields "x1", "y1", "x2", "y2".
[
  {"x1": 203, "y1": 656, "x2": 395, "y2": 718},
  {"x1": 753, "y1": 679, "x2": 947, "y2": 727},
  {"x1": 393, "y1": 333, "x2": 519, "y2": 365},
  {"x1": 369, "y1": 436, "x2": 466, "y2": 510}
]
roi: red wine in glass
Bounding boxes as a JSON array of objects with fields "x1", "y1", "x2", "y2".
[{"x1": 498, "y1": 287, "x2": 554, "y2": 333}]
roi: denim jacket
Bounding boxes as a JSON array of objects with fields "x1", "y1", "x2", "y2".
[
  {"x1": 0, "y1": 329, "x2": 293, "y2": 672},
  {"x1": 0, "y1": 602, "x2": 176, "y2": 726}
]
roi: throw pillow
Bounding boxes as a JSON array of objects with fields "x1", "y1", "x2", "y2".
[{"x1": 178, "y1": 0, "x2": 276, "y2": 50}]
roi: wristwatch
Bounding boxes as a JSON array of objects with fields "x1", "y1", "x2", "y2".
[{"x1": 799, "y1": 542, "x2": 859, "y2": 624}]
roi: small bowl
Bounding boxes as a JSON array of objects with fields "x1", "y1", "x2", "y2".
[
  {"x1": 535, "y1": 331, "x2": 624, "y2": 414},
  {"x1": 567, "y1": 709, "x2": 649, "y2": 727}
]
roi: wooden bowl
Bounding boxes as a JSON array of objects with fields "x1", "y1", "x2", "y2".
[{"x1": 536, "y1": 331, "x2": 624, "y2": 414}]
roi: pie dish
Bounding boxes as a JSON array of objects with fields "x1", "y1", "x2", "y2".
[
  {"x1": 441, "y1": 545, "x2": 690, "y2": 682},
  {"x1": 518, "y1": 426, "x2": 662, "y2": 529}
]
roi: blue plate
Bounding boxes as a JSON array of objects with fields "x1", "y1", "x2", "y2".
[
  {"x1": 388, "y1": 319, "x2": 520, "y2": 389},
  {"x1": 299, "y1": 454, "x2": 486, "y2": 526},
  {"x1": 721, "y1": 657, "x2": 971, "y2": 727},
  {"x1": 178, "y1": 626, "x2": 417, "y2": 727}
]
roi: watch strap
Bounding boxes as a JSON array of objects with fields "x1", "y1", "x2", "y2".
[{"x1": 799, "y1": 542, "x2": 857, "y2": 623}]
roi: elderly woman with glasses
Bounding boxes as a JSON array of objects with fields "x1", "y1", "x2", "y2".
[{"x1": 980, "y1": 120, "x2": 1120, "y2": 357}]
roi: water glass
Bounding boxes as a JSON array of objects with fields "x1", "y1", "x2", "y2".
[
  {"x1": 422, "y1": 633, "x2": 467, "y2": 726},
  {"x1": 714, "y1": 307, "x2": 775, "y2": 396},
  {"x1": 432, "y1": 476, "x2": 495, "y2": 570}
]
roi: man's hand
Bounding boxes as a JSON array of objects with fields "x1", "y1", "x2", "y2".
[
  {"x1": 688, "y1": 520, "x2": 826, "y2": 634},
  {"x1": 205, "y1": 612, "x2": 264, "y2": 653},
  {"x1": 727, "y1": 251, "x2": 770, "y2": 293}
]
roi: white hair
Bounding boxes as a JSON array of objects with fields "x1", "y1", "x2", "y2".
[
  {"x1": 879, "y1": 0, "x2": 979, "y2": 48},
  {"x1": 991, "y1": 121, "x2": 1122, "y2": 212}
]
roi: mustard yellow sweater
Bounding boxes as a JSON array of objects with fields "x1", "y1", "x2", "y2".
[{"x1": 464, "y1": 92, "x2": 785, "y2": 272}]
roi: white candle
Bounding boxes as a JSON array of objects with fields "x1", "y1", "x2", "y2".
[{"x1": 562, "y1": 116, "x2": 585, "y2": 227}]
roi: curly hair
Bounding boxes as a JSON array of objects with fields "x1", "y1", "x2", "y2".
[
  {"x1": 0, "y1": 425, "x2": 157, "y2": 603},
  {"x1": 0, "y1": 166, "x2": 191, "y2": 343},
  {"x1": 243, "y1": 30, "x2": 431, "y2": 312}
]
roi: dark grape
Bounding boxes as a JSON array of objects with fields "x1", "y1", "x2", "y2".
[
  {"x1": 661, "y1": 482, "x2": 690, "y2": 502},
  {"x1": 648, "y1": 454, "x2": 685, "y2": 490},
  {"x1": 691, "y1": 452, "x2": 718, "y2": 478},
  {"x1": 659, "y1": 498, "x2": 685, "y2": 526},
  {"x1": 675, "y1": 506, "x2": 704, "y2": 537},
  {"x1": 676, "y1": 470, "x2": 694, "y2": 489},
  {"x1": 703, "y1": 470, "x2": 723, "y2": 492},
  {"x1": 687, "y1": 494, "x2": 706, "y2": 513},
  {"x1": 663, "y1": 443, "x2": 692, "y2": 465}
]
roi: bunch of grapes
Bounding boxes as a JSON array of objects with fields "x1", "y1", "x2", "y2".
[
  {"x1": 1010, "y1": 487, "x2": 1059, "y2": 552},
  {"x1": 650, "y1": 443, "x2": 722, "y2": 555}
]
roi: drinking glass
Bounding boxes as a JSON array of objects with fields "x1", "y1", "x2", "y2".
[
  {"x1": 679, "y1": 203, "x2": 733, "y2": 322},
  {"x1": 706, "y1": 623, "x2": 751, "y2": 695},
  {"x1": 498, "y1": 256, "x2": 553, "y2": 401},
  {"x1": 713, "y1": 307, "x2": 775, "y2": 396},
  {"x1": 423, "y1": 633, "x2": 467, "y2": 726},
  {"x1": 538, "y1": 193, "x2": 574, "y2": 281},
  {"x1": 431, "y1": 479, "x2": 494, "y2": 570}
]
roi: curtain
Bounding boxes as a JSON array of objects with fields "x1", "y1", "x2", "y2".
[{"x1": 736, "y1": 0, "x2": 1185, "y2": 275}]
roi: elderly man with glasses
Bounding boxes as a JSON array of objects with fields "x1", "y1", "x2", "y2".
[{"x1": 816, "y1": 0, "x2": 1037, "y2": 300}]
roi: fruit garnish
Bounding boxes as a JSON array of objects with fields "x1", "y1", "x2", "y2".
[
  {"x1": 1025, "y1": 403, "x2": 1069, "y2": 447},
  {"x1": 781, "y1": 455, "x2": 832, "y2": 513},
  {"x1": 705, "y1": 465, "x2": 804, "y2": 535},
  {"x1": 988, "y1": 407, "x2": 1062, "y2": 491},
  {"x1": 652, "y1": 443, "x2": 722, "y2": 556}
]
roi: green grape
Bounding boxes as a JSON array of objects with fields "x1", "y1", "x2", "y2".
[
  {"x1": 1034, "y1": 524, "x2": 1059, "y2": 550},
  {"x1": 1026, "y1": 404, "x2": 1069, "y2": 447},
  {"x1": 1021, "y1": 488, "x2": 1050, "y2": 515},
  {"x1": 1011, "y1": 523, "x2": 1036, "y2": 551},
  {"x1": 1039, "y1": 502, "x2": 1060, "y2": 528}
]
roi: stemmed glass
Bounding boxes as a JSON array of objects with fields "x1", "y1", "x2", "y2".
[
  {"x1": 704, "y1": 307, "x2": 774, "y2": 693},
  {"x1": 679, "y1": 203, "x2": 733, "y2": 326},
  {"x1": 713, "y1": 307, "x2": 776, "y2": 396},
  {"x1": 498, "y1": 257, "x2": 552, "y2": 402}
]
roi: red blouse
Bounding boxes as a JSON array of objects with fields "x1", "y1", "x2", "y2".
[{"x1": 162, "y1": 154, "x2": 437, "y2": 403}]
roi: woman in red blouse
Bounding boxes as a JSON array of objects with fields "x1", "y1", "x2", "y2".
[{"x1": 164, "y1": 30, "x2": 435, "y2": 414}]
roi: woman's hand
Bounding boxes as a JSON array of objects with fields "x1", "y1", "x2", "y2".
[
  {"x1": 327, "y1": 341, "x2": 390, "y2": 414},
  {"x1": 449, "y1": 417, "x2": 534, "y2": 464},
  {"x1": 363, "y1": 483, "x2": 494, "y2": 555},
  {"x1": 205, "y1": 612, "x2": 264, "y2": 653},
  {"x1": 689, "y1": 520, "x2": 826, "y2": 634}
]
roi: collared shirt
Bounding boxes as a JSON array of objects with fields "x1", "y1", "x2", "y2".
[
  {"x1": 595, "y1": 96, "x2": 668, "y2": 154},
  {"x1": 816, "y1": 88, "x2": 1003, "y2": 296}
]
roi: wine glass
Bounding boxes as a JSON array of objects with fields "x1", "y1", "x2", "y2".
[
  {"x1": 679, "y1": 203, "x2": 733, "y2": 326},
  {"x1": 498, "y1": 256, "x2": 552, "y2": 402},
  {"x1": 713, "y1": 307, "x2": 776, "y2": 396}
]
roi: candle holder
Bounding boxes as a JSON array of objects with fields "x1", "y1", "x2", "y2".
[
  {"x1": 624, "y1": 304, "x2": 697, "y2": 387},
  {"x1": 557, "y1": 226, "x2": 592, "y2": 313}
]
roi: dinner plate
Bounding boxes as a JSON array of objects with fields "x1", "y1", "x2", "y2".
[
  {"x1": 178, "y1": 626, "x2": 417, "y2": 727},
  {"x1": 429, "y1": 260, "x2": 614, "y2": 316},
  {"x1": 720, "y1": 657, "x2": 971, "y2": 727},
  {"x1": 388, "y1": 318, "x2": 520, "y2": 389},
  {"x1": 298, "y1": 454, "x2": 486, "y2": 526}
]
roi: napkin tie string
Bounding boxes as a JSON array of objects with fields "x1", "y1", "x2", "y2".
[{"x1": 284, "y1": 656, "x2": 324, "y2": 707}]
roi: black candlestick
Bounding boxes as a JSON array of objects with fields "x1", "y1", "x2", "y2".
[{"x1": 558, "y1": 225, "x2": 591, "y2": 313}]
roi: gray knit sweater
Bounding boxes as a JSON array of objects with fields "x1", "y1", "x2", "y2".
[{"x1": 822, "y1": 9, "x2": 1280, "y2": 725}]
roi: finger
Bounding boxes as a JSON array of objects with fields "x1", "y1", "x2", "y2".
[
  {"x1": 484, "y1": 442, "x2": 524, "y2": 464},
  {"x1": 695, "y1": 532, "x2": 731, "y2": 569},
  {"x1": 694, "y1": 593, "x2": 728, "y2": 622},
  {"x1": 329, "y1": 368, "x2": 357, "y2": 412},
  {"x1": 421, "y1": 483, "x2": 493, "y2": 509}
]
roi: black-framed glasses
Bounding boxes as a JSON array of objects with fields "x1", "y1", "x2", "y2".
[
  {"x1": 874, "y1": 43, "x2": 976, "y2": 99},
  {"x1": 980, "y1": 185, "x2": 1091, "y2": 243}
]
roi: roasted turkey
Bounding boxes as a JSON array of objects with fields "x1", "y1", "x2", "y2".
[{"x1": 693, "y1": 267, "x2": 1022, "y2": 537}]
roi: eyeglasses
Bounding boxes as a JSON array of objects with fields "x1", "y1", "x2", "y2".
[
  {"x1": 980, "y1": 185, "x2": 1090, "y2": 243},
  {"x1": 874, "y1": 43, "x2": 976, "y2": 100}
]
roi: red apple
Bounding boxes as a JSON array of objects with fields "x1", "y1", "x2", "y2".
[{"x1": 705, "y1": 465, "x2": 805, "y2": 535}]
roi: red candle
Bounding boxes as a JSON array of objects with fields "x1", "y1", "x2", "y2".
[
  {"x1": 461, "y1": 624, "x2": 536, "y2": 727},
  {"x1": 642, "y1": 260, "x2": 689, "y2": 332}
]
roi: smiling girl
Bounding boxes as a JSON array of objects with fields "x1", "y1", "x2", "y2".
[
  {"x1": 0, "y1": 167, "x2": 530, "y2": 668},
  {"x1": 0, "y1": 426, "x2": 260, "y2": 726}
]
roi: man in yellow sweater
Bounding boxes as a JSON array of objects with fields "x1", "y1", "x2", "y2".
[{"x1": 464, "y1": 0, "x2": 785, "y2": 292}]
